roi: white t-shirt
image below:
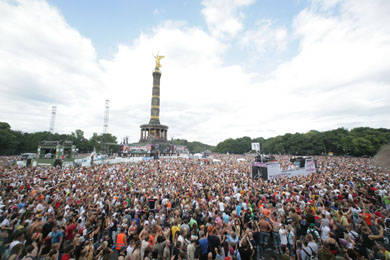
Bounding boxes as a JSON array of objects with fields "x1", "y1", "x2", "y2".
[
  {"x1": 242, "y1": 202, "x2": 247, "y2": 211},
  {"x1": 279, "y1": 228, "x2": 288, "y2": 245},
  {"x1": 0, "y1": 218, "x2": 10, "y2": 227},
  {"x1": 351, "y1": 207, "x2": 361, "y2": 216},
  {"x1": 348, "y1": 230, "x2": 359, "y2": 241},
  {"x1": 321, "y1": 225, "x2": 330, "y2": 242},
  {"x1": 35, "y1": 203, "x2": 44, "y2": 212},
  {"x1": 127, "y1": 245, "x2": 134, "y2": 259},
  {"x1": 9, "y1": 240, "x2": 21, "y2": 251},
  {"x1": 219, "y1": 202, "x2": 225, "y2": 212}
]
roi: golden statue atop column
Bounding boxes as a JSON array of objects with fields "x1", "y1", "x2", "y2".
[{"x1": 154, "y1": 54, "x2": 165, "y2": 71}]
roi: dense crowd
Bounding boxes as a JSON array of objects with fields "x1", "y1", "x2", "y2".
[{"x1": 0, "y1": 155, "x2": 389, "y2": 260}]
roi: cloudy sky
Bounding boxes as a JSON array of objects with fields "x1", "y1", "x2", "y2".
[{"x1": 0, "y1": 0, "x2": 389, "y2": 145}]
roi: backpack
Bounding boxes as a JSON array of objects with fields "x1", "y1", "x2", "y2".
[
  {"x1": 308, "y1": 245, "x2": 317, "y2": 259},
  {"x1": 302, "y1": 246, "x2": 315, "y2": 260},
  {"x1": 308, "y1": 228, "x2": 319, "y2": 241},
  {"x1": 194, "y1": 245, "x2": 201, "y2": 259},
  {"x1": 233, "y1": 249, "x2": 241, "y2": 260},
  {"x1": 383, "y1": 227, "x2": 390, "y2": 247}
]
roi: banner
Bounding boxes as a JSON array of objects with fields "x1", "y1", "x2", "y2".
[
  {"x1": 251, "y1": 143, "x2": 260, "y2": 151},
  {"x1": 123, "y1": 145, "x2": 151, "y2": 153},
  {"x1": 265, "y1": 159, "x2": 316, "y2": 180},
  {"x1": 252, "y1": 162, "x2": 267, "y2": 167},
  {"x1": 269, "y1": 166, "x2": 316, "y2": 179},
  {"x1": 267, "y1": 162, "x2": 281, "y2": 177},
  {"x1": 305, "y1": 159, "x2": 316, "y2": 173}
]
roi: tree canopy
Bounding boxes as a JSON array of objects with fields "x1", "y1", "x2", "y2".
[
  {"x1": 2, "y1": 122, "x2": 389, "y2": 157},
  {"x1": 0, "y1": 122, "x2": 117, "y2": 155},
  {"x1": 214, "y1": 127, "x2": 390, "y2": 156},
  {"x1": 170, "y1": 139, "x2": 214, "y2": 154}
]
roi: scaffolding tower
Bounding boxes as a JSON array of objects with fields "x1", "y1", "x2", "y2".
[
  {"x1": 102, "y1": 100, "x2": 110, "y2": 154},
  {"x1": 49, "y1": 106, "x2": 56, "y2": 133},
  {"x1": 103, "y1": 100, "x2": 109, "y2": 134}
]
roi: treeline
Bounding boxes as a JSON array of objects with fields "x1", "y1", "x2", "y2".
[
  {"x1": 215, "y1": 127, "x2": 390, "y2": 156},
  {"x1": 2, "y1": 121, "x2": 389, "y2": 157},
  {"x1": 171, "y1": 139, "x2": 214, "y2": 153},
  {"x1": 0, "y1": 122, "x2": 117, "y2": 155}
]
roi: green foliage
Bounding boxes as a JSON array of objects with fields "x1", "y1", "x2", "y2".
[
  {"x1": 215, "y1": 127, "x2": 390, "y2": 156},
  {"x1": 89, "y1": 133, "x2": 117, "y2": 153},
  {"x1": 0, "y1": 122, "x2": 117, "y2": 155},
  {"x1": 171, "y1": 139, "x2": 214, "y2": 153},
  {"x1": 2, "y1": 121, "x2": 389, "y2": 157},
  {"x1": 215, "y1": 136, "x2": 252, "y2": 154}
]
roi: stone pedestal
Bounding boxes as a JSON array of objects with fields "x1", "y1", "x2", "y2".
[{"x1": 139, "y1": 123, "x2": 168, "y2": 143}]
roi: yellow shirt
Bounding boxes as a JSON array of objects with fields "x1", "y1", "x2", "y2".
[{"x1": 171, "y1": 225, "x2": 180, "y2": 238}]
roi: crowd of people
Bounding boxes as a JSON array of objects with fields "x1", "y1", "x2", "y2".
[{"x1": 0, "y1": 155, "x2": 389, "y2": 260}]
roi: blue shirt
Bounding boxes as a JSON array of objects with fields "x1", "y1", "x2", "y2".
[
  {"x1": 236, "y1": 205, "x2": 241, "y2": 216},
  {"x1": 199, "y1": 238, "x2": 208, "y2": 255},
  {"x1": 226, "y1": 235, "x2": 239, "y2": 245},
  {"x1": 17, "y1": 203, "x2": 26, "y2": 209},
  {"x1": 50, "y1": 230, "x2": 63, "y2": 244},
  {"x1": 222, "y1": 213, "x2": 230, "y2": 223}
]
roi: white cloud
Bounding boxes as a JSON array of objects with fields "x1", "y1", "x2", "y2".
[
  {"x1": 310, "y1": 0, "x2": 343, "y2": 11},
  {"x1": 0, "y1": 0, "x2": 257, "y2": 144},
  {"x1": 201, "y1": 0, "x2": 254, "y2": 38},
  {"x1": 153, "y1": 8, "x2": 165, "y2": 16},
  {"x1": 265, "y1": 0, "x2": 390, "y2": 91},
  {"x1": 0, "y1": 0, "x2": 105, "y2": 135},
  {"x1": 240, "y1": 19, "x2": 288, "y2": 55},
  {"x1": 247, "y1": 0, "x2": 390, "y2": 135},
  {"x1": 99, "y1": 21, "x2": 256, "y2": 144},
  {"x1": 0, "y1": 0, "x2": 389, "y2": 146}
]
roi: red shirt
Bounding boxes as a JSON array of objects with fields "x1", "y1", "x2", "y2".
[
  {"x1": 61, "y1": 254, "x2": 70, "y2": 260},
  {"x1": 65, "y1": 223, "x2": 77, "y2": 240},
  {"x1": 375, "y1": 211, "x2": 383, "y2": 218}
]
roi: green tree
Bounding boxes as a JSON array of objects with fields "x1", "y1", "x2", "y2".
[
  {"x1": 71, "y1": 130, "x2": 92, "y2": 153},
  {"x1": 1, "y1": 121, "x2": 389, "y2": 157},
  {"x1": 214, "y1": 136, "x2": 251, "y2": 154},
  {"x1": 215, "y1": 127, "x2": 390, "y2": 156},
  {"x1": 0, "y1": 124, "x2": 18, "y2": 155},
  {"x1": 89, "y1": 133, "x2": 117, "y2": 153},
  {"x1": 170, "y1": 139, "x2": 214, "y2": 153}
]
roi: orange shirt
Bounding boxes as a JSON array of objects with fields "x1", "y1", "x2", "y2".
[
  {"x1": 148, "y1": 234, "x2": 154, "y2": 247},
  {"x1": 116, "y1": 233, "x2": 126, "y2": 249},
  {"x1": 361, "y1": 213, "x2": 372, "y2": 226},
  {"x1": 262, "y1": 208, "x2": 270, "y2": 218}
]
